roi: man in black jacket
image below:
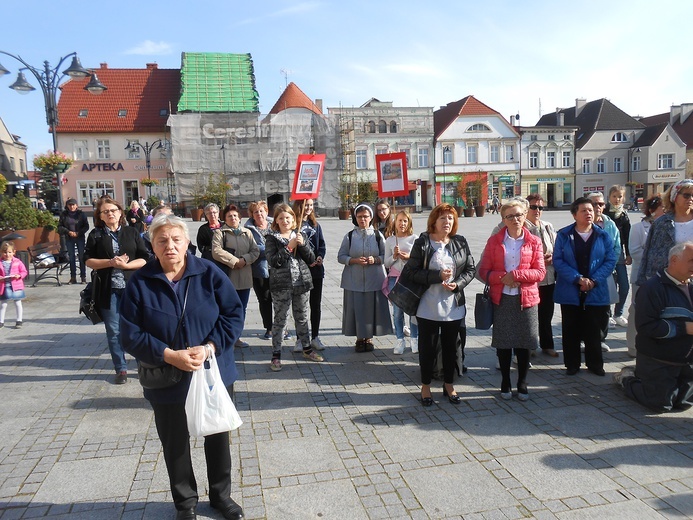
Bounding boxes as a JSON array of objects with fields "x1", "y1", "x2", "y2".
[{"x1": 614, "y1": 241, "x2": 693, "y2": 412}]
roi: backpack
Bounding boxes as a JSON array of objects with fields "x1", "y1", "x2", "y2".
[{"x1": 347, "y1": 229, "x2": 383, "y2": 249}]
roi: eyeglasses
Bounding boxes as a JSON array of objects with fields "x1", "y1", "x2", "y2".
[
  {"x1": 679, "y1": 193, "x2": 693, "y2": 200},
  {"x1": 101, "y1": 209, "x2": 120, "y2": 215},
  {"x1": 503, "y1": 213, "x2": 525, "y2": 221},
  {"x1": 529, "y1": 204, "x2": 544, "y2": 211},
  {"x1": 594, "y1": 202, "x2": 605, "y2": 207}
]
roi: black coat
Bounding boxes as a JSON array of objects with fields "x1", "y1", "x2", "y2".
[
  {"x1": 84, "y1": 226, "x2": 149, "y2": 309},
  {"x1": 58, "y1": 209, "x2": 89, "y2": 239},
  {"x1": 265, "y1": 232, "x2": 315, "y2": 292}
]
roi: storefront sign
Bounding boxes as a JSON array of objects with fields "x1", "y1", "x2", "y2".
[
  {"x1": 81, "y1": 163, "x2": 125, "y2": 172},
  {"x1": 652, "y1": 171, "x2": 681, "y2": 181}
]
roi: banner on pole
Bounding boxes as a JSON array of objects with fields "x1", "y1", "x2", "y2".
[
  {"x1": 291, "y1": 154, "x2": 325, "y2": 200},
  {"x1": 376, "y1": 152, "x2": 409, "y2": 197}
]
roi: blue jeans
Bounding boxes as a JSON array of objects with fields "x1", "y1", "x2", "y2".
[
  {"x1": 100, "y1": 290, "x2": 127, "y2": 373},
  {"x1": 388, "y1": 276, "x2": 418, "y2": 340},
  {"x1": 65, "y1": 236, "x2": 86, "y2": 279},
  {"x1": 613, "y1": 263, "x2": 629, "y2": 317}
]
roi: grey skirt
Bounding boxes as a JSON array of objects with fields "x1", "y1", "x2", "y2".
[
  {"x1": 342, "y1": 289, "x2": 393, "y2": 338},
  {"x1": 491, "y1": 294, "x2": 539, "y2": 350}
]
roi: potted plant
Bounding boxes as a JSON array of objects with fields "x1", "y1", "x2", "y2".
[
  {"x1": 35, "y1": 209, "x2": 59, "y2": 244},
  {"x1": 0, "y1": 193, "x2": 40, "y2": 250},
  {"x1": 32, "y1": 150, "x2": 74, "y2": 173},
  {"x1": 466, "y1": 177, "x2": 486, "y2": 217},
  {"x1": 337, "y1": 180, "x2": 353, "y2": 220}
]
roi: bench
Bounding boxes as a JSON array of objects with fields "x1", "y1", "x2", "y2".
[{"x1": 27, "y1": 241, "x2": 69, "y2": 287}]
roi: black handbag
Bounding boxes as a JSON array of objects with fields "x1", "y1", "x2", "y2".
[
  {"x1": 137, "y1": 282, "x2": 189, "y2": 389},
  {"x1": 79, "y1": 273, "x2": 102, "y2": 325},
  {"x1": 474, "y1": 283, "x2": 494, "y2": 330},
  {"x1": 387, "y1": 263, "x2": 428, "y2": 316}
]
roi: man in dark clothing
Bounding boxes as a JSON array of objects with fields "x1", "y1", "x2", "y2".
[
  {"x1": 614, "y1": 241, "x2": 693, "y2": 412},
  {"x1": 57, "y1": 198, "x2": 90, "y2": 284}
]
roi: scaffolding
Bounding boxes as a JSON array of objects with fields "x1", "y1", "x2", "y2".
[{"x1": 338, "y1": 113, "x2": 357, "y2": 211}]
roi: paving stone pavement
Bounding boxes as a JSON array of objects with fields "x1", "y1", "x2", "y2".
[{"x1": 0, "y1": 209, "x2": 691, "y2": 520}]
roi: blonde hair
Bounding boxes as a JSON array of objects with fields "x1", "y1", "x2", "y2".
[
  {"x1": 270, "y1": 204, "x2": 297, "y2": 231},
  {"x1": 0, "y1": 241, "x2": 15, "y2": 253}
]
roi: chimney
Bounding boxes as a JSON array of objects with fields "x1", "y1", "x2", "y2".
[
  {"x1": 680, "y1": 103, "x2": 693, "y2": 124},
  {"x1": 100, "y1": 63, "x2": 108, "y2": 69},
  {"x1": 558, "y1": 112, "x2": 565, "y2": 126},
  {"x1": 315, "y1": 99, "x2": 323, "y2": 113},
  {"x1": 146, "y1": 63, "x2": 158, "y2": 70},
  {"x1": 510, "y1": 115, "x2": 515, "y2": 126},
  {"x1": 575, "y1": 98, "x2": 586, "y2": 117},
  {"x1": 670, "y1": 104, "x2": 682, "y2": 125}
]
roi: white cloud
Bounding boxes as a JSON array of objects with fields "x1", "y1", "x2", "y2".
[{"x1": 124, "y1": 40, "x2": 174, "y2": 56}]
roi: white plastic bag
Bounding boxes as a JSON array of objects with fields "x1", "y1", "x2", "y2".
[{"x1": 185, "y1": 355, "x2": 242, "y2": 437}]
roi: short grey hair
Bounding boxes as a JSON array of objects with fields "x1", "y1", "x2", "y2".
[
  {"x1": 500, "y1": 197, "x2": 529, "y2": 215},
  {"x1": 668, "y1": 241, "x2": 693, "y2": 262},
  {"x1": 587, "y1": 192, "x2": 605, "y2": 201},
  {"x1": 148, "y1": 214, "x2": 190, "y2": 242},
  {"x1": 203, "y1": 203, "x2": 219, "y2": 214}
]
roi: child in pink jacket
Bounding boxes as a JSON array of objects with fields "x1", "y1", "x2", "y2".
[{"x1": 0, "y1": 241, "x2": 28, "y2": 328}]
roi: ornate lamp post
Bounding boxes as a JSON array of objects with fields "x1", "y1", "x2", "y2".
[
  {"x1": 125, "y1": 140, "x2": 164, "y2": 198},
  {"x1": 0, "y1": 51, "x2": 107, "y2": 208}
]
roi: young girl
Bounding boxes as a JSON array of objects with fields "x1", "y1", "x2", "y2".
[
  {"x1": 384, "y1": 210, "x2": 419, "y2": 354},
  {"x1": 0, "y1": 241, "x2": 28, "y2": 328},
  {"x1": 293, "y1": 198, "x2": 327, "y2": 351},
  {"x1": 264, "y1": 204, "x2": 322, "y2": 372},
  {"x1": 374, "y1": 199, "x2": 394, "y2": 236},
  {"x1": 605, "y1": 184, "x2": 631, "y2": 327}
]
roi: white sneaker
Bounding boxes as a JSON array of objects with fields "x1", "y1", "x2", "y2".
[
  {"x1": 613, "y1": 366, "x2": 635, "y2": 386},
  {"x1": 310, "y1": 337, "x2": 326, "y2": 351},
  {"x1": 614, "y1": 316, "x2": 628, "y2": 327},
  {"x1": 601, "y1": 342, "x2": 611, "y2": 352},
  {"x1": 410, "y1": 338, "x2": 418, "y2": 354},
  {"x1": 293, "y1": 340, "x2": 303, "y2": 353},
  {"x1": 609, "y1": 318, "x2": 617, "y2": 328},
  {"x1": 403, "y1": 326, "x2": 411, "y2": 337},
  {"x1": 393, "y1": 338, "x2": 406, "y2": 355}
]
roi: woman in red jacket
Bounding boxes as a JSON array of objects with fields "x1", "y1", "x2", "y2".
[{"x1": 478, "y1": 199, "x2": 545, "y2": 401}]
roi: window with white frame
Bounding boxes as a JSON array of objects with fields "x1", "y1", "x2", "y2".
[
  {"x1": 613, "y1": 157, "x2": 622, "y2": 172},
  {"x1": 356, "y1": 149, "x2": 367, "y2": 169},
  {"x1": 530, "y1": 134, "x2": 538, "y2": 141},
  {"x1": 97, "y1": 139, "x2": 110, "y2": 160},
  {"x1": 467, "y1": 123, "x2": 491, "y2": 132},
  {"x1": 597, "y1": 158, "x2": 605, "y2": 173},
  {"x1": 418, "y1": 147, "x2": 429, "y2": 168},
  {"x1": 563, "y1": 135, "x2": 571, "y2": 141},
  {"x1": 490, "y1": 144, "x2": 499, "y2": 163},
  {"x1": 632, "y1": 155, "x2": 641, "y2": 171},
  {"x1": 443, "y1": 146, "x2": 452, "y2": 165},
  {"x1": 78, "y1": 180, "x2": 115, "y2": 207},
  {"x1": 467, "y1": 145, "x2": 477, "y2": 163},
  {"x1": 611, "y1": 132, "x2": 628, "y2": 142},
  {"x1": 546, "y1": 151, "x2": 556, "y2": 168},
  {"x1": 562, "y1": 150, "x2": 571, "y2": 168},
  {"x1": 658, "y1": 153, "x2": 674, "y2": 169},
  {"x1": 74, "y1": 139, "x2": 88, "y2": 160},
  {"x1": 582, "y1": 159, "x2": 591, "y2": 174},
  {"x1": 19, "y1": 159, "x2": 24, "y2": 173},
  {"x1": 127, "y1": 139, "x2": 141, "y2": 159},
  {"x1": 378, "y1": 120, "x2": 387, "y2": 133},
  {"x1": 9, "y1": 157, "x2": 15, "y2": 171},
  {"x1": 548, "y1": 135, "x2": 556, "y2": 141},
  {"x1": 375, "y1": 146, "x2": 388, "y2": 156},
  {"x1": 529, "y1": 151, "x2": 538, "y2": 168},
  {"x1": 505, "y1": 144, "x2": 514, "y2": 161},
  {"x1": 401, "y1": 148, "x2": 411, "y2": 167}
]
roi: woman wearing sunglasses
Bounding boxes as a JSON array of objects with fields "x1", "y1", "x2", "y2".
[
  {"x1": 637, "y1": 179, "x2": 693, "y2": 285},
  {"x1": 525, "y1": 194, "x2": 559, "y2": 357}
]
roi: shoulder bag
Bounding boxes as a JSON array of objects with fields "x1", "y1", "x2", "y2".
[
  {"x1": 387, "y1": 254, "x2": 429, "y2": 316},
  {"x1": 137, "y1": 282, "x2": 189, "y2": 389},
  {"x1": 79, "y1": 272, "x2": 102, "y2": 325},
  {"x1": 474, "y1": 277, "x2": 494, "y2": 330}
]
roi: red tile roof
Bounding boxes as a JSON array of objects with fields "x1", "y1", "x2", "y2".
[
  {"x1": 56, "y1": 63, "x2": 180, "y2": 133},
  {"x1": 433, "y1": 95, "x2": 507, "y2": 139},
  {"x1": 268, "y1": 82, "x2": 322, "y2": 115}
]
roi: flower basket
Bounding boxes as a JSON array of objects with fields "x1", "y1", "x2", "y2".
[
  {"x1": 33, "y1": 151, "x2": 74, "y2": 172},
  {"x1": 140, "y1": 178, "x2": 160, "y2": 187}
]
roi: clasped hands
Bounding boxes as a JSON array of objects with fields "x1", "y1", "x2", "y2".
[
  {"x1": 578, "y1": 276, "x2": 594, "y2": 292},
  {"x1": 110, "y1": 254, "x2": 129, "y2": 268},
  {"x1": 439, "y1": 268, "x2": 456, "y2": 291},
  {"x1": 164, "y1": 345, "x2": 213, "y2": 372},
  {"x1": 500, "y1": 271, "x2": 520, "y2": 289}
]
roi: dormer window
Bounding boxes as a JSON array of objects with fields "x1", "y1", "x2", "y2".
[
  {"x1": 612, "y1": 132, "x2": 628, "y2": 142},
  {"x1": 467, "y1": 123, "x2": 491, "y2": 132},
  {"x1": 118, "y1": 109, "x2": 127, "y2": 117},
  {"x1": 78, "y1": 109, "x2": 88, "y2": 117},
  {"x1": 160, "y1": 108, "x2": 169, "y2": 117}
]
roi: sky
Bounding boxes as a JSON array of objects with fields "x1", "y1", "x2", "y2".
[{"x1": 1, "y1": 0, "x2": 691, "y2": 162}]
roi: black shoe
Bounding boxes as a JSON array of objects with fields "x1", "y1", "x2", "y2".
[
  {"x1": 420, "y1": 390, "x2": 433, "y2": 407},
  {"x1": 211, "y1": 498, "x2": 244, "y2": 520},
  {"x1": 566, "y1": 367, "x2": 580, "y2": 376},
  {"x1": 176, "y1": 508, "x2": 196, "y2": 520},
  {"x1": 442, "y1": 385, "x2": 461, "y2": 404},
  {"x1": 15, "y1": 321, "x2": 22, "y2": 329},
  {"x1": 115, "y1": 371, "x2": 128, "y2": 384},
  {"x1": 589, "y1": 367, "x2": 606, "y2": 376}
]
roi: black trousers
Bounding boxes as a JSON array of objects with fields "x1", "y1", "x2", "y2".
[
  {"x1": 252, "y1": 277, "x2": 273, "y2": 331},
  {"x1": 417, "y1": 317, "x2": 462, "y2": 385},
  {"x1": 538, "y1": 284, "x2": 555, "y2": 350},
  {"x1": 309, "y1": 277, "x2": 323, "y2": 339},
  {"x1": 151, "y1": 388, "x2": 234, "y2": 511},
  {"x1": 560, "y1": 304, "x2": 609, "y2": 371},
  {"x1": 624, "y1": 354, "x2": 693, "y2": 412}
]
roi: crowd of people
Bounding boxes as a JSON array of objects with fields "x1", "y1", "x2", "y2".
[{"x1": 40, "y1": 184, "x2": 693, "y2": 518}]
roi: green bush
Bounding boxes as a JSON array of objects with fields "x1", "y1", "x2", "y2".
[
  {"x1": 0, "y1": 193, "x2": 39, "y2": 230},
  {"x1": 36, "y1": 210, "x2": 58, "y2": 229}
]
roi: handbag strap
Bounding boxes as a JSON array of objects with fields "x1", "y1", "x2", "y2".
[{"x1": 172, "y1": 280, "x2": 190, "y2": 350}]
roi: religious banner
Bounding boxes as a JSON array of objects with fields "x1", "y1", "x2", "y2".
[
  {"x1": 376, "y1": 152, "x2": 409, "y2": 197},
  {"x1": 291, "y1": 154, "x2": 325, "y2": 200}
]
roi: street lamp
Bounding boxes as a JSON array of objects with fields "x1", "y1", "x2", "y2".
[
  {"x1": 125, "y1": 140, "x2": 164, "y2": 198},
  {"x1": 0, "y1": 51, "x2": 107, "y2": 208},
  {"x1": 441, "y1": 145, "x2": 450, "y2": 204}
]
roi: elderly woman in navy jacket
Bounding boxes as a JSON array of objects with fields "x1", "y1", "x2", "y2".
[
  {"x1": 120, "y1": 214, "x2": 245, "y2": 520},
  {"x1": 554, "y1": 197, "x2": 617, "y2": 377}
]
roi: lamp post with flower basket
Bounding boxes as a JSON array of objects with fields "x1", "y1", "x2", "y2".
[
  {"x1": 0, "y1": 51, "x2": 107, "y2": 208},
  {"x1": 33, "y1": 151, "x2": 74, "y2": 208},
  {"x1": 125, "y1": 140, "x2": 164, "y2": 198}
]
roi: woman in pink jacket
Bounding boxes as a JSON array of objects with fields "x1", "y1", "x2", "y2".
[
  {"x1": 478, "y1": 199, "x2": 545, "y2": 401},
  {"x1": 0, "y1": 241, "x2": 28, "y2": 328}
]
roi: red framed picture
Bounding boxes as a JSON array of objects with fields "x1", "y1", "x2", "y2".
[
  {"x1": 291, "y1": 154, "x2": 325, "y2": 200},
  {"x1": 376, "y1": 152, "x2": 409, "y2": 197}
]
